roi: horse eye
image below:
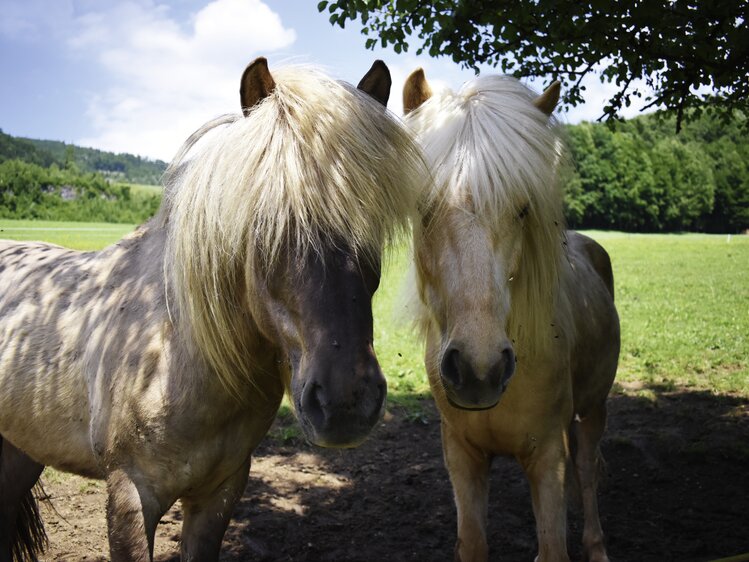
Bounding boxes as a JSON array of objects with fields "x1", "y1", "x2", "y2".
[{"x1": 518, "y1": 204, "x2": 530, "y2": 220}]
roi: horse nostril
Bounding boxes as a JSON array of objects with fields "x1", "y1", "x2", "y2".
[
  {"x1": 441, "y1": 347, "x2": 465, "y2": 388},
  {"x1": 500, "y1": 347, "x2": 516, "y2": 387},
  {"x1": 303, "y1": 383, "x2": 326, "y2": 430},
  {"x1": 486, "y1": 347, "x2": 516, "y2": 390},
  {"x1": 366, "y1": 380, "x2": 387, "y2": 425}
]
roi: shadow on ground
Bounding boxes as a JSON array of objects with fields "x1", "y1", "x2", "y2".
[{"x1": 151, "y1": 386, "x2": 748, "y2": 562}]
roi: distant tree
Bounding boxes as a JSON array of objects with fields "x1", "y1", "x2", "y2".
[
  {"x1": 564, "y1": 123, "x2": 611, "y2": 228},
  {"x1": 321, "y1": 0, "x2": 748, "y2": 129},
  {"x1": 0, "y1": 130, "x2": 56, "y2": 167},
  {"x1": 607, "y1": 132, "x2": 659, "y2": 230},
  {"x1": 705, "y1": 139, "x2": 749, "y2": 232},
  {"x1": 64, "y1": 145, "x2": 80, "y2": 173},
  {"x1": 562, "y1": 110, "x2": 749, "y2": 232},
  {"x1": 651, "y1": 139, "x2": 715, "y2": 230},
  {"x1": 16, "y1": 136, "x2": 168, "y2": 185}
]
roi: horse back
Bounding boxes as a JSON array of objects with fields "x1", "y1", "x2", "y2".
[
  {"x1": 573, "y1": 232, "x2": 615, "y2": 300},
  {"x1": 564, "y1": 232, "x2": 620, "y2": 417}
]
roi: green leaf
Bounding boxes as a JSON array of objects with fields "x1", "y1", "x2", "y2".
[{"x1": 315, "y1": 0, "x2": 749, "y2": 126}]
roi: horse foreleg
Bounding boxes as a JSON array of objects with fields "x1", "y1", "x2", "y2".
[
  {"x1": 0, "y1": 438, "x2": 46, "y2": 562},
  {"x1": 105, "y1": 469, "x2": 165, "y2": 562},
  {"x1": 572, "y1": 407, "x2": 610, "y2": 562},
  {"x1": 179, "y1": 457, "x2": 251, "y2": 562},
  {"x1": 442, "y1": 423, "x2": 491, "y2": 562},
  {"x1": 521, "y1": 436, "x2": 570, "y2": 562}
]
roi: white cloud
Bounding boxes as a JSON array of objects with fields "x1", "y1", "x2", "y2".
[{"x1": 72, "y1": 0, "x2": 296, "y2": 160}]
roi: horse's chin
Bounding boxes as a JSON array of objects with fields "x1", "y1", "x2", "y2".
[
  {"x1": 445, "y1": 393, "x2": 500, "y2": 411},
  {"x1": 301, "y1": 428, "x2": 370, "y2": 449},
  {"x1": 295, "y1": 407, "x2": 378, "y2": 449}
]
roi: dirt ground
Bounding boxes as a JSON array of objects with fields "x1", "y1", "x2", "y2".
[{"x1": 38, "y1": 385, "x2": 748, "y2": 562}]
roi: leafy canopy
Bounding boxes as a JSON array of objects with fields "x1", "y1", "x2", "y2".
[{"x1": 319, "y1": 0, "x2": 748, "y2": 129}]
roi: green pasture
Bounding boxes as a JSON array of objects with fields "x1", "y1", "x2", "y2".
[
  {"x1": 2, "y1": 219, "x2": 747, "y2": 403},
  {"x1": 0, "y1": 219, "x2": 136, "y2": 251},
  {"x1": 126, "y1": 183, "x2": 163, "y2": 196},
  {"x1": 592, "y1": 231, "x2": 749, "y2": 397}
]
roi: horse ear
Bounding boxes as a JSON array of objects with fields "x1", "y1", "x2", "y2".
[
  {"x1": 357, "y1": 60, "x2": 392, "y2": 106},
  {"x1": 403, "y1": 68, "x2": 433, "y2": 114},
  {"x1": 240, "y1": 57, "x2": 276, "y2": 116},
  {"x1": 533, "y1": 81, "x2": 561, "y2": 116}
]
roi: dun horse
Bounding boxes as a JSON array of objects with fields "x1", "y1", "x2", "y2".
[
  {"x1": 403, "y1": 70, "x2": 620, "y2": 562},
  {"x1": 0, "y1": 58, "x2": 425, "y2": 561}
]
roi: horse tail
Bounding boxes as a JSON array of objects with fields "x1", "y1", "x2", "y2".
[
  {"x1": 11, "y1": 486, "x2": 47, "y2": 562},
  {"x1": 564, "y1": 436, "x2": 582, "y2": 509},
  {"x1": 0, "y1": 435, "x2": 48, "y2": 562}
]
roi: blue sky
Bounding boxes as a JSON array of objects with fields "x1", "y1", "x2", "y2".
[{"x1": 0, "y1": 0, "x2": 649, "y2": 161}]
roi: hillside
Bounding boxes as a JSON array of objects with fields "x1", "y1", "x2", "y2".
[
  {"x1": 0, "y1": 129, "x2": 162, "y2": 223},
  {"x1": 0, "y1": 129, "x2": 167, "y2": 185}
]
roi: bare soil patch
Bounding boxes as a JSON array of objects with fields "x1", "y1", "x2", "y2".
[{"x1": 39, "y1": 387, "x2": 749, "y2": 561}]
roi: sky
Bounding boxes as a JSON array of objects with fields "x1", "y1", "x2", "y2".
[{"x1": 0, "y1": 0, "x2": 652, "y2": 162}]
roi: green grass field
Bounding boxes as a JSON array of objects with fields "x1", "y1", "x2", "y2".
[
  {"x1": 0, "y1": 219, "x2": 137, "y2": 251},
  {"x1": 594, "y1": 231, "x2": 749, "y2": 396},
  {"x1": 2, "y1": 219, "x2": 747, "y2": 403},
  {"x1": 126, "y1": 183, "x2": 163, "y2": 196}
]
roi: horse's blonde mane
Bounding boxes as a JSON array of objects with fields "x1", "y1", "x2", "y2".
[
  {"x1": 162, "y1": 65, "x2": 425, "y2": 397},
  {"x1": 407, "y1": 75, "x2": 572, "y2": 354}
]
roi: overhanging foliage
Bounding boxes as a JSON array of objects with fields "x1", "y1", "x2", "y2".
[{"x1": 321, "y1": 0, "x2": 748, "y2": 130}]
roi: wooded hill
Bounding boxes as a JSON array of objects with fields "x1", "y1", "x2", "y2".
[
  {"x1": 0, "y1": 111, "x2": 747, "y2": 232},
  {"x1": 0, "y1": 129, "x2": 167, "y2": 185},
  {"x1": 0, "y1": 130, "x2": 162, "y2": 224}
]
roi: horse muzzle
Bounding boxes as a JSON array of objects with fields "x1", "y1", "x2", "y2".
[
  {"x1": 292, "y1": 358, "x2": 386, "y2": 448},
  {"x1": 439, "y1": 343, "x2": 516, "y2": 410}
]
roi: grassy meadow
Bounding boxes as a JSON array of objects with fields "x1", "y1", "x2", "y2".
[
  {"x1": 2, "y1": 218, "x2": 747, "y2": 405},
  {"x1": 590, "y1": 231, "x2": 749, "y2": 397},
  {"x1": 0, "y1": 219, "x2": 137, "y2": 251}
]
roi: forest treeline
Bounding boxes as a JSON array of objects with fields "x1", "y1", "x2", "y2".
[
  {"x1": 0, "y1": 129, "x2": 167, "y2": 185},
  {"x1": 564, "y1": 111, "x2": 748, "y2": 233},
  {"x1": 1, "y1": 111, "x2": 747, "y2": 231}
]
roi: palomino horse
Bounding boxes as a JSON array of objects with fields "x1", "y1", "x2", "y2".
[
  {"x1": 0, "y1": 58, "x2": 426, "y2": 561},
  {"x1": 403, "y1": 70, "x2": 620, "y2": 562}
]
